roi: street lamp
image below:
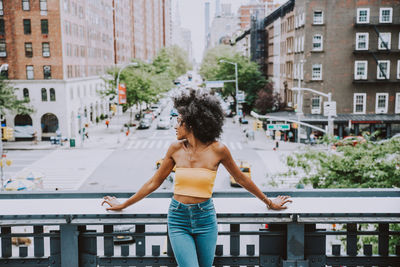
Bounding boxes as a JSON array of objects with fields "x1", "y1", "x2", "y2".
[
  {"x1": 116, "y1": 62, "x2": 138, "y2": 115},
  {"x1": 219, "y1": 60, "x2": 239, "y2": 117}
]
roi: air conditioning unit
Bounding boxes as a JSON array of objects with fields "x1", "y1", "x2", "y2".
[
  {"x1": 311, "y1": 108, "x2": 321, "y2": 114},
  {"x1": 43, "y1": 52, "x2": 50, "y2": 57},
  {"x1": 287, "y1": 102, "x2": 293, "y2": 107},
  {"x1": 0, "y1": 52, "x2": 6, "y2": 57},
  {"x1": 376, "y1": 108, "x2": 386, "y2": 114},
  {"x1": 0, "y1": 11, "x2": 3, "y2": 16}
]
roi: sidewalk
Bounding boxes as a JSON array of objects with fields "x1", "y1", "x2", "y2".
[{"x1": 2, "y1": 112, "x2": 136, "y2": 151}]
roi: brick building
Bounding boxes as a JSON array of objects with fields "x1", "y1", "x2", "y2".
[
  {"x1": 0, "y1": 0, "x2": 172, "y2": 141},
  {"x1": 263, "y1": 0, "x2": 400, "y2": 139}
]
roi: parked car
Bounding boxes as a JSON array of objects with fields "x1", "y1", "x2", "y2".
[
  {"x1": 113, "y1": 225, "x2": 135, "y2": 245},
  {"x1": 138, "y1": 118, "x2": 152, "y2": 129},
  {"x1": 333, "y1": 136, "x2": 366, "y2": 147},
  {"x1": 239, "y1": 117, "x2": 248, "y2": 124},
  {"x1": 150, "y1": 105, "x2": 162, "y2": 117},
  {"x1": 157, "y1": 116, "x2": 171, "y2": 129},
  {"x1": 230, "y1": 160, "x2": 251, "y2": 187},
  {"x1": 170, "y1": 108, "x2": 179, "y2": 117},
  {"x1": 143, "y1": 112, "x2": 155, "y2": 121},
  {"x1": 156, "y1": 158, "x2": 176, "y2": 172}
]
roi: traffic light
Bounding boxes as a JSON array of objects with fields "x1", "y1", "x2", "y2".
[
  {"x1": 2, "y1": 127, "x2": 14, "y2": 140},
  {"x1": 255, "y1": 120, "x2": 263, "y2": 130}
]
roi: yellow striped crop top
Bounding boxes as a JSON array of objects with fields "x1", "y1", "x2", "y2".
[{"x1": 174, "y1": 168, "x2": 217, "y2": 198}]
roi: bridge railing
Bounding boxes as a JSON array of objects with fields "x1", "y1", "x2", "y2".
[{"x1": 1, "y1": 189, "x2": 400, "y2": 266}]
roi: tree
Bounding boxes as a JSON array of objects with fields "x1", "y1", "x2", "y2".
[
  {"x1": 0, "y1": 79, "x2": 34, "y2": 116},
  {"x1": 200, "y1": 45, "x2": 267, "y2": 113},
  {"x1": 254, "y1": 82, "x2": 283, "y2": 114}
]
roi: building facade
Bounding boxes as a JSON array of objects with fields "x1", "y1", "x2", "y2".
[
  {"x1": 262, "y1": 0, "x2": 400, "y2": 138},
  {"x1": 0, "y1": 0, "x2": 172, "y2": 142}
]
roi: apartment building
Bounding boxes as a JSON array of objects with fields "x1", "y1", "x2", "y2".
[
  {"x1": 0, "y1": 0, "x2": 172, "y2": 142},
  {"x1": 264, "y1": 0, "x2": 400, "y2": 138}
]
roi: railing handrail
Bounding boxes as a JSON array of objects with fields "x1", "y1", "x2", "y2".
[{"x1": 1, "y1": 188, "x2": 400, "y2": 199}]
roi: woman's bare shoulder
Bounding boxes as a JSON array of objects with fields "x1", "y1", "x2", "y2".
[
  {"x1": 168, "y1": 140, "x2": 185, "y2": 152},
  {"x1": 210, "y1": 140, "x2": 229, "y2": 153}
]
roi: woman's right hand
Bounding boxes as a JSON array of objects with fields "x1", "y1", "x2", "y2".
[
  {"x1": 268, "y1": 195, "x2": 292, "y2": 210},
  {"x1": 101, "y1": 196, "x2": 125, "y2": 211}
]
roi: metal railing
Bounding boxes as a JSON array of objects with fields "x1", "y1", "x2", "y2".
[{"x1": 1, "y1": 190, "x2": 400, "y2": 266}]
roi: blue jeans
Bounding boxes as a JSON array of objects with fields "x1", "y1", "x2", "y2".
[{"x1": 167, "y1": 198, "x2": 218, "y2": 267}]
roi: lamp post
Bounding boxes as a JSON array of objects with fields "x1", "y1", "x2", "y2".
[
  {"x1": 115, "y1": 62, "x2": 138, "y2": 143},
  {"x1": 219, "y1": 60, "x2": 239, "y2": 117},
  {"x1": 0, "y1": 63, "x2": 9, "y2": 190}
]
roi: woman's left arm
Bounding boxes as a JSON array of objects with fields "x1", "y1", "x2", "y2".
[{"x1": 219, "y1": 144, "x2": 291, "y2": 210}]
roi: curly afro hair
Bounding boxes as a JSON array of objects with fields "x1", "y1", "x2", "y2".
[{"x1": 174, "y1": 89, "x2": 225, "y2": 143}]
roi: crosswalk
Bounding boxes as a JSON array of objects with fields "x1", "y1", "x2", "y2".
[{"x1": 124, "y1": 139, "x2": 246, "y2": 151}]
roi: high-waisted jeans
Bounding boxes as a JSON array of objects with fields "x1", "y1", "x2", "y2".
[{"x1": 167, "y1": 197, "x2": 218, "y2": 267}]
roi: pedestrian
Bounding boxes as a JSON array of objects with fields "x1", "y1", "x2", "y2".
[
  {"x1": 102, "y1": 89, "x2": 291, "y2": 267},
  {"x1": 288, "y1": 131, "x2": 293, "y2": 142},
  {"x1": 310, "y1": 132, "x2": 315, "y2": 145},
  {"x1": 32, "y1": 131, "x2": 38, "y2": 145},
  {"x1": 105, "y1": 119, "x2": 110, "y2": 128}
]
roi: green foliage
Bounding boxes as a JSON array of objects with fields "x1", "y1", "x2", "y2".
[
  {"x1": 0, "y1": 79, "x2": 34, "y2": 115},
  {"x1": 284, "y1": 138, "x2": 400, "y2": 188},
  {"x1": 199, "y1": 45, "x2": 267, "y2": 112},
  {"x1": 100, "y1": 45, "x2": 191, "y2": 111}
]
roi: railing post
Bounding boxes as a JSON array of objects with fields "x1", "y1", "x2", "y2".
[
  {"x1": 78, "y1": 226, "x2": 97, "y2": 267},
  {"x1": 346, "y1": 223, "x2": 357, "y2": 267},
  {"x1": 1, "y1": 226, "x2": 11, "y2": 258},
  {"x1": 305, "y1": 224, "x2": 326, "y2": 267},
  {"x1": 230, "y1": 223, "x2": 240, "y2": 267},
  {"x1": 259, "y1": 224, "x2": 284, "y2": 267},
  {"x1": 103, "y1": 225, "x2": 114, "y2": 256},
  {"x1": 284, "y1": 221, "x2": 308, "y2": 266},
  {"x1": 34, "y1": 225, "x2": 44, "y2": 258},
  {"x1": 136, "y1": 224, "x2": 145, "y2": 256},
  {"x1": 50, "y1": 230, "x2": 61, "y2": 267},
  {"x1": 60, "y1": 224, "x2": 79, "y2": 267}
]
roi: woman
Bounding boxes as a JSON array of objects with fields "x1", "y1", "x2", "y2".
[{"x1": 102, "y1": 89, "x2": 291, "y2": 267}]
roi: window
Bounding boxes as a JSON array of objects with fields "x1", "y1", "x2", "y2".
[
  {"x1": 378, "y1": 33, "x2": 391, "y2": 50},
  {"x1": 49, "y1": 88, "x2": 56, "y2": 101},
  {"x1": 23, "y1": 19, "x2": 31, "y2": 34},
  {"x1": 395, "y1": 93, "x2": 400, "y2": 114},
  {"x1": 354, "y1": 61, "x2": 368, "y2": 80},
  {"x1": 377, "y1": 60, "x2": 390, "y2": 79},
  {"x1": 24, "y1": 42, "x2": 32, "y2": 57},
  {"x1": 26, "y1": 65, "x2": 34, "y2": 79},
  {"x1": 357, "y1": 8, "x2": 369, "y2": 23},
  {"x1": 312, "y1": 34, "x2": 323, "y2": 51},
  {"x1": 312, "y1": 64, "x2": 322, "y2": 80},
  {"x1": 0, "y1": 19, "x2": 4, "y2": 35},
  {"x1": 43, "y1": 65, "x2": 51, "y2": 79},
  {"x1": 379, "y1": 8, "x2": 392, "y2": 23},
  {"x1": 0, "y1": 39, "x2": 5, "y2": 57},
  {"x1": 42, "y1": 42, "x2": 50, "y2": 57},
  {"x1": 22, "y1": 0, "x2": 30, "y2": 11},
  {"x1": 354, "y1": 93, "x2": 366, "y2": 114},
  {"x1": 355, "y1": 33, "x2": 369, "y2": 50},
  {"x1": 40, "y1": 0, "x2": 47, "y2": 11},
  {"x1": 23, "y1": 88, "x2": 29, "y2": 100},
  {"x1": 41, "y1": 88, "x2": 47, "y2": 101},
  {"x1": 41, "y1": 19, "x2": 48, "y2": 34},
  {"x1": 0, "y1": 0, "x2": 3, "y2": 16},
  {"x1": 313, "y1": 11, "x2": 323, "y2": 24},
  {"x1": 398, "y1": 60, "x2": 400, "y2": 79},
  {"x1": 311, "y1": 96, "x2": 321, "y2": 114},
  {"x1": 375, "y1": 93, "x2": 388, "y2": 114}
]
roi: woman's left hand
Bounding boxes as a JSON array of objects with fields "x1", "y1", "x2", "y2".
[
  {"x1": 101, "y1": 196, "x2": 125, "y2": 211},
  {"x1": 268, "y1": 195, "x2": 292, "y2": 210}
]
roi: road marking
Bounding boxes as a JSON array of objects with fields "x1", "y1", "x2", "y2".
[
  {"x1": 148, "y1": 141, "x2": 156, "y2": 149},
  {"x1": 156, "y1": 141, "x2": 163, "y2": 148},
  {"x1": 236, "y1": 142, "x2": 243, "y2": 150},
  {"x1": 133, "y1": 141, "x2": 142, "y2": 149},
  {"x1": 230, "y1": 142, "x2": 236, "y2": 150},
  {"x1": 163, "y1": 141, "x2": 170, "y2": 149},
  {"x1": 127, "y1": 141, "x2": 135, "y2": 150},
  {"x1": 140, "y1": 141, "x2": 149, "y2": 149}
]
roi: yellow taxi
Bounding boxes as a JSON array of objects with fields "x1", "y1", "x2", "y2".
[
  {"x1": 230, "y1": 160, "x2": 251, "y2": 187},
  {"x1": 156, "y1": 158, "x2": 176, "y2": 172}
]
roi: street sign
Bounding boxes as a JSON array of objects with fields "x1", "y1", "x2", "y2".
[
  {"x1": 205, "y1": 81, "x2": 224, "y2": 88},
  {"x1": 237, "y1": 91, "x2": 245, "y2": 103},
  {"x1": 324, "y1": 101, "x2": 337, "y2": 117},
  {"x1": 267, "y1": 124, "x2": 290, "y2": 130},
  {"x1": 118, "y1": 84, "x2": 127, "y2": 104}
]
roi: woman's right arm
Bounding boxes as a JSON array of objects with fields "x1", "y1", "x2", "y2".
[{"x1": 102, "y1": 143, "x2": 178, "y2": 210}]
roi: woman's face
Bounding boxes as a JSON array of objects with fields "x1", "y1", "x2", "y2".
[{"x1": 175, "y1": 115, "x2": 189, "y2": 140}]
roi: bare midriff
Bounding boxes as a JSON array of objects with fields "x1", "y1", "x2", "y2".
[{"x1": 173, "y1": 194, "x2": 210, "y2": 204}]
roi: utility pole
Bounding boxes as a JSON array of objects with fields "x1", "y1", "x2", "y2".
[
  {"x1": 0, "y1": 64, "x2": 9, "y2": 189},
  {"x1": 219, "y1": 60, "x2": 239, "y2": 117}
]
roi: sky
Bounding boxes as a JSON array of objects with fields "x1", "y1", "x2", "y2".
[{"x1": 177, "y1": 0, "x2": 252, "y2": 63}]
